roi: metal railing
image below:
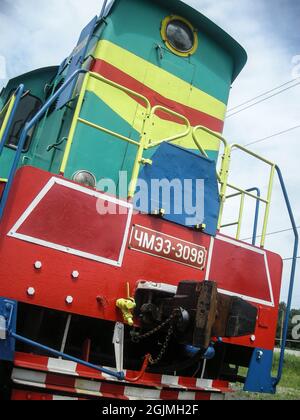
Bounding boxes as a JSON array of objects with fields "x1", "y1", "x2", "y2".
[
  {"x1": 0, "y1": 85, "x2": 25, "y2": 158},
  {"x1": 192, "y1": 128, "x2": 298, "y2": 390},
  {"x1": 273, "y1": 165, "x2": 298, "y2": 387},
  {"x1": 221, "y1": 144, "x2": 276, "y2": 248},
  {"x1": 60, "y1": 71, "x2": 191, "y2": 198},
  {"x1": 0, "y1": 70, "x2": 87, "y2": 220},
  {"x1": 192, "y1": 127, "x2": 276, "y2": 248},
  {"x1": 223, "y1": 187, "x2": 261, "y2": 246}
]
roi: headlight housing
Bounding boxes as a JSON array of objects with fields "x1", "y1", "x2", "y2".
[{"x1": 72, "y1": 170, "x2": 96, "y2": 188}]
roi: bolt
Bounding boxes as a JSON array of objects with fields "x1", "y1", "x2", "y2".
[
  {"x1": 72, "y1": 271, "x2": 79, "y2": 279},
  {"x1": 27, "y1": 287, "x2": 35, "y2": 297},
  {"x1": 66, "y1": 296, "x2": 74, "y2": 305},
  {"x1": 96, "y1": 296, "x2": 107, "y2": 306},
  {"x1": 250, "y1": 335, "x2": 256, "y2": 342},
  {"x1": 34, "y1": 261, "x2": 42, "y2": 270},
  {"x1": 257, "y1": 350, "x2": 264, "y2": 360}
]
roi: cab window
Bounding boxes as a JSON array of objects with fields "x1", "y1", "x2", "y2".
[{"x1": 0, "y1": 92, "x2": 42, "y2": 152}]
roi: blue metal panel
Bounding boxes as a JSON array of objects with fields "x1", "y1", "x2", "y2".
[
  {"x1": 135, "y1": 143, "x2": 220, "y2": 236},
  {"x1": 55, "y1": 16, "x2": 97, "y2": 110},
  {"x1": 244, "y1": 349, "x2": 276, "y2": 394},
  {"x1": 0, "y1": 298, "x2": 17, "y2": 362},
  {"x1": 57, "y1": 58, "x2": 67, "y2": 76}
]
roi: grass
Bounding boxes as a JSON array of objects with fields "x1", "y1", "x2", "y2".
[{"x1": 228, "y1": 353, "x2": 300, "y2": 400}]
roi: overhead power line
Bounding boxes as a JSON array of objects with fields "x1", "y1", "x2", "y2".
[
  {"x1": 244, "y1": 124, "x2": 300, "y2": 147},
  {"x1": 283, "y1": 256, "x2": 300, "y2": 261},
  {"x1": 242, "y1": 226, "x2": 300, "y2": 242},
  {"x1": 227, "y1": 80, "x2": 300, "y2": 118},
  {"x1": 228, "y1": 78, "x2": 300, "y2": 112}
]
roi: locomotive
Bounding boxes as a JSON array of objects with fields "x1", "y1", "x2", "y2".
[{"x1": 0, "y1": 0, "x2": 298, "y2": 401}]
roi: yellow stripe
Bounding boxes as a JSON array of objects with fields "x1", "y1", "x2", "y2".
[
  {"x1": 0, "y1": 95, "x2": 16, "y2": 145},
  {"x1": 93, "y1": 40, "x2": 226, "y2": 122},
  {"x1": 60, "y1": 73, "x2": 90, "y2": 174},
  {"x1": 87, "y1": 77, "x2": 220, "y2": 152}
]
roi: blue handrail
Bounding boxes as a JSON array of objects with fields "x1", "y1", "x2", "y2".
[
  {"x1": 0, "y1": 69, "x2": 87, "y2": 220},
  {"x1": 273, "y1": 165, "x2": 299, "y2": 386},
  {"x1": 246, "y1": 187, "x2": 261, "y2": 246},
  {"x1": 0, "y1": 84, "x2": 25, "y2": 157},
  {"x1": 10, "y1": 331, "x2": 124, "y2": 381}
]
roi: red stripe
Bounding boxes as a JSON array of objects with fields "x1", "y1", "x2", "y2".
[
  {"x1": 46, "y1": 373, "x2": 76, "y2": 389},
  {"x1": 91, "y1": 60, "x2": 224, "y2": 133},
  {"x1": 195, "y1": 392, "x2": 212, "y2": 401},
  {"x1": 160, "y1": 389, "x2": 180, "y2": 400},
  {"x1": 212, "y1": 380, "x2": 231, "y2": 392},
  {"x1": 126, "y1": 370, "x2": 162, "y2": 386},
  {"x1": 14, "y1": 353, "x2": 230, "y2": 394},
  {"x1": 14, "y1": 352, "x2": 49, "y2": 371},
  {"x1": 76, "y1": 364, "x2": 103, "y2": 380},
  {"x1": 100, "y1": 382, "x2": 126, "y2": 399},
  {"x1": 11, "y1": 390, "x2": 84, "y2": 401},
  {"x1": 178, "y1": 376, "x2": 197, "y2": 389},
  {"x1": 11, "y1": 390, "x2": 53, "y2": 401}
]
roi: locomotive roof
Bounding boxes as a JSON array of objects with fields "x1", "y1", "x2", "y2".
[{"x1": 104, "y1": 0, "x2": 247, "y2": 82}]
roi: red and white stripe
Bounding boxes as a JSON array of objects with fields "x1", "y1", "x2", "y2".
[
  {"x1": 12, "y1": 352, "x2": 228, "y2": 400},
  {"x1": 11, "y1": 390, "x2": 84, "y2": 401}
]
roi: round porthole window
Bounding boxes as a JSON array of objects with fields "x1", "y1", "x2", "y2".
[{"x1": 161, "y1": 16, "x2": 198, "y2": 57}]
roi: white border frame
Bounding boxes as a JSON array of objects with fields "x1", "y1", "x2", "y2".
[
  {"x1": 205, "y1": 234, "x2": 275, "y2": 308},
  {"x1": 8, "y1": 177, "x2": 133, "y2": 268},
  {"x1": 129, "y1": 224, "x2": 208, "y2": 271}
]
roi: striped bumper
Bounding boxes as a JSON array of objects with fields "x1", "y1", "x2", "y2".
[{"x1": 12, "y1": 352, "x2": 229, "y2": 400}]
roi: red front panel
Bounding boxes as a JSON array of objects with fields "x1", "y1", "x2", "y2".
[
  {"x1": 15, "y1": 182, "x2": 130, "y2": 262},
  {"x1": 0, "y1": 167, "x2": 283, "y2": 350}
]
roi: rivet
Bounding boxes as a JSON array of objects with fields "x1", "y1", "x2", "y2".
[
  {"x1": 257, "y1": 350, "x2": 264, "y2": 360},
  {"x1": 27, "y1": 287, "x2": 35, "y2": 297},
  {"x1": 72, "y1": 271, "x2": 79, "y2": 279},
  {"x1": 96, "y1": 296, "x2": 108, "y2": 307},
  {"x1": 34, "y1": 261, "x2": 42, "y2": 270},
  {"x1": 66, "y1": 296, "x2": 74, "y2": 305},
  {"x1": 250, "y1": 335, "x2": 256, "y2": 342}
]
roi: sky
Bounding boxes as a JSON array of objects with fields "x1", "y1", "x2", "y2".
[{"x1": 0, "y1": 0, "x2": 300, "y2": 307}]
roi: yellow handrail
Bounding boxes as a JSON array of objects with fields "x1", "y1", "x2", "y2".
[
  {"x1": 60, "y1": 72, "x2": 191, "y2": 198},
  {"x1": 219, "y1": 143, "x2": 276, "y2": 248},
  {"x1": 192, "y1": 125, "x2": 229, "y2": 181},
  {"x1": 147, "y1": 105, "x2": 191, "y2": 149},
  {"x1": 60, "y1": 72, "x2": 152, "y2": 175},
  {"x1": 58, "y1": 71, "x2": 276, "y2": 247},
  {"x1": 0, "y1": 94, "x2": 17, "y2": 145}
]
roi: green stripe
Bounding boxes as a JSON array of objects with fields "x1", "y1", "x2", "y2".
[
  {"x1": 99, "y1": 0, "x2": 233, "y2": 104},
  {"x1": 64, "y1": 91, "x2": 220, "y2": 197}
]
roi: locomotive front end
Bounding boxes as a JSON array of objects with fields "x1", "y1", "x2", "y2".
[{"x1": 0, "y1": 0, "x2": 297, "y2": 401}]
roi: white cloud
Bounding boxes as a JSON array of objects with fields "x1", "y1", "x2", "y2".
[{"x1": 0, "y1": 0, "x2": 299, "y2": 306}]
